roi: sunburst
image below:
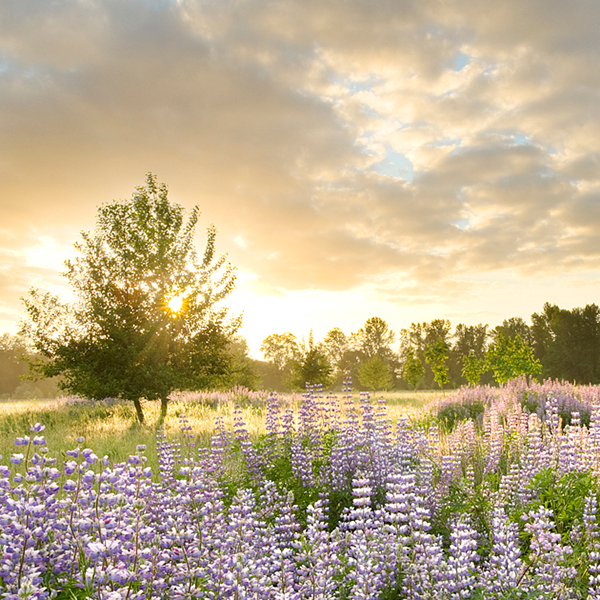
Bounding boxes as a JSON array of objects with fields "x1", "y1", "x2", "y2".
[{"x1": 167, "y1": 294, "x2": 184, "y2": 313}]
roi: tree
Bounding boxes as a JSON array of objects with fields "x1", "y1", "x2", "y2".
[
  {"x1": 424, "y1": 319, "x2": 452, "y2": 349},
  {"x1": 450, "y1": 323, "x2": 489, "y2": 385},
  {"x1": 352, "y1": 317, "x2": 395, "y2": 359},
  {"x1": 223, "y1": 337, "x2": 261, "y2": 390},
  {"x1": 399, "y1": 319, "x2": 451, "y2": 388},
  {"x1": 289, "y1": 332, "x2": 332, "y2": 390},
  {"x1": 260, "y1": 333, "x2": 301, "y2": 372},
  {"x1": 484, "y1": 334, "x2": 541, "y2": 385},
  {"x1": 403, "y1": 346, "x2": 424, "y2": 389},
  {"x1": 21, "y1": 174, "x2": 238, "y2": 424},
  {"x1": 531, "y1": 303, "x2": 600, "y2": 384},
  {"x1": 462, "y1": 350, "x2": 484, "y2": 386},
  {"x1": 492, "y1": 317, "x2": 533, "y2": 346},
  {"x1": 358, "y1": 356, "x2": 393, "y2": 391},
  {"x1": 424, "y1": 338, "x2": 450, "y2": 390},
  {"x1": 338, "y1": 349, "x2": 367, "y2": 390},
  {"x1": 0, "y1": 333, "x2": 30, "y2": 397},
  {"x1": 322, "y1": 327, "x2": 348, "y2": 371}
]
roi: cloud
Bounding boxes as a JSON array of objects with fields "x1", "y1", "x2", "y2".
[{"x1": 1, "y1": 0, "x2": 600, "y2": 338}]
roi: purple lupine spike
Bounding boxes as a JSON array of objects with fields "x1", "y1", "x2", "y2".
[
  {"x1": 296, "y1": 495, "x2": 341, "y2": 599},
  {"x1": 341, "y1": 473, "x2": 392, "y2": 599},
  {"x1": 522, "y1": 505, "x2": 577, "y2": 598},
  {"x1": 585, "y1": 493, "x2": 600, "y2": 600},
  {"x1": 443, "y1": 517, "x2": 479, "y2": 599}
]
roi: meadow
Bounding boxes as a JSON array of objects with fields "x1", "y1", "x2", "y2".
[
  {"x1": 2, "y1": 379, "x2": 600, "y2": 598},
  {"x1": 0, "y1": 388, "x2": 439, "y2": 475}
]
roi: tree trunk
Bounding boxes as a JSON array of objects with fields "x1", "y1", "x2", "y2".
[
  {"x1": 156, "y1": 397, "x2": 168, "y2": 429},
  {"x1": 133, "y1": 398, "x2": 145, "y2": 424}
]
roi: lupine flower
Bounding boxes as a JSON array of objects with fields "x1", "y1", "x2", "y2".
[{"x1": 2, "y1": 380, "x2": 600, "y2": 598}]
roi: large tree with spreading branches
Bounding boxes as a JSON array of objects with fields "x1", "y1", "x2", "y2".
[{"x1": 21, "y1": 174, "x2": 238, "y2": 424}]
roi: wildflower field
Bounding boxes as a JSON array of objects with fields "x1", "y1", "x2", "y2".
[{"x1": 3, "y1": 379, "x2": 600, "y2": 599}]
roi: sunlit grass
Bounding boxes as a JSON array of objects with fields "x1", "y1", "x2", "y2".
[{"x1": 0, "y1": 389, "x2": 438, "y2": 475}]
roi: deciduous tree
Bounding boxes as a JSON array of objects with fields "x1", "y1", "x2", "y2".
[
  {"x1": 260, "y1": 333, "x2": 301, "y2": 372},
  {"x1": 21, "y1": 174, "x2": 238, "y2": 424},
  {"x1": 352, "y1": 317, "x2": 395, "y2": 360},
  {"x1": 403, "y1": 346, "x2": 424, "y2": 389},
  {"x1": 322, "y1": 327, "x2": 348, "y2": 371},
  {"x1": 289, "y1": 331, "x2": 332, "y2": 390},
  {"x1": 462, "y1": 350, "x2": 485, "y2": 386},
  {"x1": 358, "y1": 355, "x2": 393, "y2": 391},
  {"x1": 485, "y1": 333, "x2": 541, "y2": 385},
  {"x1": 531, "y1": 303, "x2": 600, "y2": 384},
  {"x1": 424, "y1": 337, "x2": 450, "y2": 391}
]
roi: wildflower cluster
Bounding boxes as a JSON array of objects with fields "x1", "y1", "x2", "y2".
[{"x1": 2, "y1": 378, "x2": 600, "y2": 598}]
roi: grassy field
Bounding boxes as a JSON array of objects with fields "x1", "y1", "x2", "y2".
[{"x1": 0, "y1": 389, "x2": 441, "y2": 472}]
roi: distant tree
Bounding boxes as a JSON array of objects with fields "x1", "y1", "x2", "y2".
[
  {"x1": 403, "y1": 346, "x2": 424, "y2": 389},
  {"x1": 322, "y1": 327, "x2": 348, "y2": 371},
  {"x1": 424, "y1": 319, "x2": 452, "y2": 349},
  {"x1": 358, "y1": 356, "x2": 393, "y2": 391},
  {"x1": 224, "y1": 337, "x2": 260, "y2": 390},
  {"x1": 531, "y1": 303, "x2": 600, "y2": 384},
  {"x1": 338, "y1": 349, "x2": 367, "y2": 390},
  {"x1": 399, "y1": 320, "x2": 452, "y2": 388},
  {"x1": 530, "y1": 305, "x2": 555, "y2": 365},
  {"x1": 450, "y1": 323, "x2": 489, "y2": 385},
  {"x1": 398, "y1": 322, "x2": 428, "y2": 359},
  {"x1": 352, "y1": 317, "x2": 395, "y2": 359},
  {"x1": 424, "y1": 338, "x2": 450, "y2": 390},
  {"x1": 462, "y1": 350, "x2": 485, "y2": 386},
  {"x1": 485, "y1": 333, "x2": 541, "y2": 385},
  {"x1": 0, "y1": 334, "x2": 28, "y2": 396},
  {"x1": 21, "y1": 174, "x2": 238, "y2": 424},
  {"x1": 289, "y1": 332, "x2": 332, "y2": 390},
  {"x1": 493, "y1": 317, "x2": 533, "y2": 346},
  {"x1": 260, "y1": 333, "x2": 301, "y2": 372}
]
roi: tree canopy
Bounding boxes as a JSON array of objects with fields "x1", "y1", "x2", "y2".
[
  {"x1": 484, "y1": 334, "x2": 541, "y2": 385},
  {"x1": 21, "y1": 174, "x2": 238, "y2": 423}
]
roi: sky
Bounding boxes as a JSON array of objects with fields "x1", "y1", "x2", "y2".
[{"x1": 2, "y1": 0, "x2": 600, "y2": 358}]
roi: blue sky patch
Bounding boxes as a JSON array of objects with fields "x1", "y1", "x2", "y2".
[
  {"x1": 453, "y1": 52, "x2": 470, "y2": 71},
  {"x1": 370, "y1": 146, "x2": 414, "y2": 181}
]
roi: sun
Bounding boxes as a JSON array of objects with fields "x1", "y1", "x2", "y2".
[{"x1": 167, "y1": 293, "x2": 184, "y2": 314}]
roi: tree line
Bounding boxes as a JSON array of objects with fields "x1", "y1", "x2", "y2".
[{"x1": 259, "y1": 306, "x2": 600, "y2": 391}]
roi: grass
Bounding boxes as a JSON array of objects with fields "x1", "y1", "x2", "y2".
[
  {"x1": 0, "y1": 389, "x2": 439, "y2": 476},
  {"x1": 373, "y1": 389, "x2": 441, "y2": 411}
]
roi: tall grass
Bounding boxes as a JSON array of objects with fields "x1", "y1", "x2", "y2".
[{"x1": 0, "y1": 389, "x2": 439, "y2": 475}]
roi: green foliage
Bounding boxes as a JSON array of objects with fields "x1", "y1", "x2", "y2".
[
  {"x1": 451, "y1": 323, "x2": 490, "y2": 386},
  {"x1": 424, "y1": 337, "x2": 450, "y2": 390},
  {"x1": 403, "y1": 346, "x2": 424, "y2": 389},
  {"x1": 532, "y1": 303, "x2": 600, "y2": 384},
  {"x1": 289, "y1": 348, "x2": 332, "y2": 390},
  {"x1": 358, "y1": 355, "x2": 393, "y2": 391},
  {"x1": 52, "y1": 583, "x2": 93, "y2": 599},
  {"x1": 0, "y1": 333, "x2": 29, "y2": 397},
  {"x1": 223, "y1": 337, "x2": 261, "y2": 389},
  {"x1": 436, "y1": 398, "x2": 486, "y2": 432},
  {"x1": 462, "y1": 350, "x2": 485, "y2": 386},
  {"x1": 485, "y1": 334, "x2": 542, "y2": 385},
  {"x1": 20, "y1": 174, "x2": 238, "y2": 423},
  {"x1": 260, "y1": 332, "x2": 301, "y2": 372},
  {"x1": 322, "y1": 327, "x2": 349, "y2": 372},
  {"x1": 493, "y1": 317, "x2": 534, "y2": 347},
  {"x1": 529, "y1": 468, "x2": 596, "y2": 542},
  {"x1": 432, "y1": 478, "x2": 492, "y2": 550},
  {"x1": 352, "y1": 316, "x2": 396, "y2": 360}
]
